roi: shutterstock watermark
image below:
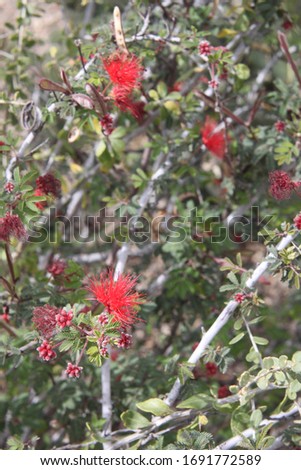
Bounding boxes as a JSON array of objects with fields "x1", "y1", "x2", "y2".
[{"x1": 27, "y1": 206, "x2": 275, "y2": 245}]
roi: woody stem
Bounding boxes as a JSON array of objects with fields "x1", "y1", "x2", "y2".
[{"x1": 5, "y1": 243, "x2": 18, "y2": 298}]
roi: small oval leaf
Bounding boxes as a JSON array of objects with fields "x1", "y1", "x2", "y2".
[
  {"x1": 136, "y1": 398, "x2": 171, "y2": 416},
  {"x1": 120, "y1": 410, "x2": 150, "y2": 430}
]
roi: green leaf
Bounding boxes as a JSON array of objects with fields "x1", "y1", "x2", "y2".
[
  {"x1": 253, "y1": 336, "x2": 269, "y2": 346},
  {"x1": 233, "y1": 318, "x2": 243, "y2": 330},
  {"x1": 25, "y1": 201, "x2": 40, "y2": 213},
  {"x1": 120, "y1": 410, "x2": 150, "y2": 430},
  {"x1": 149, "y1": 89, "x2": 159, "y2": 100},
  {"x1": 229, "y1": 332, "x2": 245, "y2": 345},
  {"x1": 292, "y1": 351, "x2": 301, "y2": 363},
  {"x1": 289, "y1": 379, "x2": 301, "y2": 393},
  {"x1": 231, "y1": 408, "x2": 250, "y2": 435},
  {"x1": 219, "y1": 284, "x2": 237, "y2": 292},
  {"x1": 227, "y1": 271, "x2": 239, "y2": 285},
  {"x1": 136, "y1": 398, "x2": 172, "y2": 416},
  {"x1": 234, "y1": 63, "x2": 250, "y2": 80},
  {"x1": 157, "y1": 81, "x2": 167, "y2": 98},
  {"x1": 7, "y1": 435, "x2": 24, "y2": 450},
  {"x1": 274, "y1": 371, "x2": 286, "y2": 384},
  {"x1": 250, "y1": 409, "x2": 263, "y2": 428},
  {"x1": 262, "y1": 357, "x2": 275, "y2": 369},
  {"x1": 21, "y1": 169, "x2": 37, "y2": 186},
  {"x1": 96, "y1": 140, "x2": 107, "y2": 158},
  {"x1": 13, "y1": 167, "x2": 21, "y2": 184},
  {"x1": 27, "y1": 195, "x2": 46, "y2": 203},
  {"x1": 177, "y1": 394, "x2": 214, "y2": 410},
  {"x1": 256, "y1": 376, "x2": 269, "y2": 390}
]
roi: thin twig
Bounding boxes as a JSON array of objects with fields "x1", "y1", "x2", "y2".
[
  {"x1": 278, "y1": 31, "x2": 301, "y2": 91},
  {"x1": 242, "y1": 314, "x2": 263, "y2": 368}
]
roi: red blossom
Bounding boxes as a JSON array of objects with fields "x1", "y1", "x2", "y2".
[
  {"x1": 32, "y1": 304, "x2": 60, "y2": 339},
  {"x1": 111, "y1": 349, "x2": 119, "y2": 361},
  {"x1": 103, "y1": 52, "x2": 143, "y2": 92},
  {"x1": 219, "y1": 66, "x2": 228, "y2": 80},
  {"x1": 100, "y1": 346, "x2": 109, "y2": 356},
  {"x1": 100, "y1": 114, "x2": 114, "y2": 135},
  {"x1": 218, "y1": 385, "x2": 232, "y2": 399},
  {"x1": 0, "y1": 213, "x2": 26, "y2": 242},
  {"x1": 294, "y1": 213, "x2": 301, "y2": 230},
  {"x1": 208, "y1": 79, "x2": 219, "y2": 89},
  {"x1": 274, "y1": 120, "x2": 285, "y2": 132},
  {"x1": 169, "y1": 81, "x2": 183, "y2": 92},
  {"x1": 112, "y1": 86, "x2": 145, "y2": 121},
  {"x1": 47, "y1": 259, "x2": 67, "y2": 276},
  {"x1": 282, "y1": 19, "x2": 293, "y2": 30},
  {"x1": 55, "y1": 309, "x2": 73, "y2": 328},
  {"x1": 201, "y1": 116, "x2": 226, "y2": 159},
  {"x1": 86, "y1": 271, "x2": 143, "y2": 327},
  {"x1": 65, "y1": 362, "x2": 83, "y2": 378},
  {"x1": 0, "y1": 141, "x2": 6, "y2": 152},
  {"x1": 205, "y1": 362, "x2": 218, "y2": 376},
  {"x1": 1, "y1": 313, "x2": 10, "y2": 323},
  {"x1": 268, "y1": 170, "x2": 296, "y2": 200},
  {"x1": 117, "y1": 332, "x2": 132, "y2": 349},
  {"x1": 37, "y1": 340, "x2": 57, "y2": 361},
  {"x1": 199, "y1": 40, "x2": 212, "y2": 56},
  {"x1": 234, "y1": 293, "x2": 246, "y2": 303},
  {"x1": 36, "y1": 173, "x2": 61, "y2": 198},
  {"x1": 34, "y1": 188, "x2": 47, "y2": 210},
  {"x1": 98, "y1": 312, "x2": 109, "y2": 325},
  {"x1": 4, "y1": 182, "x2": 14, "y2": 193}
]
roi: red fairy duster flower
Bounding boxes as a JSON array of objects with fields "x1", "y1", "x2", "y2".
[
  {"x1": 32, "y1": 304, "x2": 61, "y2": 339},
  {"x1": 116, "y1": 332, "x2": 132, "y2": 349},
  {"x1": 112, "y1": 86, "x2": 145, "y2": 122},
  {"x1": 234, "y1": 293, "x2": 246, "y2": 303},
  {"x1": 268, "y1": 170, "x2": 296, "y2": 200},
  {"x1": 103, "y1": 52, "x2": 143, "y2": 92},
  {"x1": 56, "y1": 309, "x2": 73, "y2": 328},
  {"x1": 199, "y1": 40, "x2": 212, "y2": 56},
  {"x1": 4, "y1": 182, "x2": 14, "y2": 193},
  {"x1": 65, "y1": 362, "x2": 83, "y2": 378},
  {"x1": 275, "y1": 120, "x2": 285, "y2": 132},
  {"x1": 0, "y1": 213, "x2": 26, "y2": 242},
  {"x1": 87, "y1": 271, "x2": 143, "y2": 327},
  {"x1": 36, "y1": 173, "x2": 61, "y2": 198},
  {"x1": 34, "y1": 188, "x2": 47, "y2": 210},
  {"x1": 201, "y1": 116, "x2": 226, "y2": 159},
  {"x1": 37, "y1": 340, "x2": 57, "y2": 361}
]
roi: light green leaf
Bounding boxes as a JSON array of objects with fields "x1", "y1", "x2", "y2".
[
  {"x1": 253, "y1": 336, "x2": 269, "y2": 346},
  {"x1": 234, "y1": 63, "x2": 250, "y2": 80},
  {"x1": 229, "y1": 332, "x2": 245, "y2": 345},
  {"x1": 120, "y1": 410, "x2": 150, "y2": 430},
  {"x1": 250, "y1": 409, "x2": 263, "y2": 428},
  {"x1": 13, "y1": 167, "x2": 21, "y2": 184},
  {"x1": 136, "y1": 398, "x2": 172, "y2": 416},
  {"x1": 177, "y1": 394, "x2": 214, "y2": 410}
]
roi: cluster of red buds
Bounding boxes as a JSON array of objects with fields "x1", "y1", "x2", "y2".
[{"x1": 33, "y1": 271, "x2": 143, "y2": 379}]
